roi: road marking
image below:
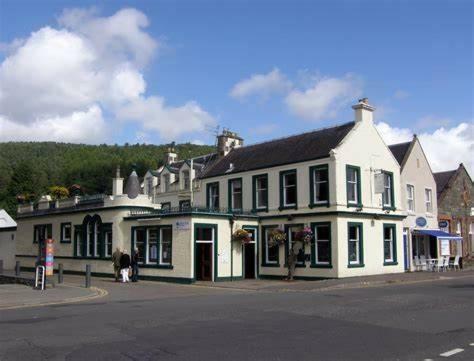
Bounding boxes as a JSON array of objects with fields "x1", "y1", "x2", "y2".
[
  {"x1": 424, "y1": 358, "x2": 434, "y2": 361},
  {"x1": 470, "y1": 343, "x2": 474, "y2": 346},
  {"x1": 440, "y1": 348, "x2": 464, "y2": 357}
]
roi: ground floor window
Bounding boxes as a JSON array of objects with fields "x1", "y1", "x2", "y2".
[
  {"x1": 74, "y1": 225, "x2": 83, "y2": 257},
  {"x1": 133, "y1": 226, "x2": 173, "y2": 266},
  {"x1": 311, "y1": 222, "x2": 331, "y2": 267},
  {"x1": 286, "y1": 224, "x2": 305, "y2": 265},
  {"x1": 348, "y1": 222, "x2": 364, "y2": 267},
  {"x1": 103, "y1": 227, "x2": 113, "y2": 258},
  {"x1": 383, "y1": 224, "x2": 397, "y2": 265},
  {"x1": 262, "y1": 226, "x2": 279, "y2": 266}
]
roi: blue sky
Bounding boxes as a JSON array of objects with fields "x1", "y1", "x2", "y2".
[{"x1": 0, "y1": 0, "x2": 472, "y2": 171}]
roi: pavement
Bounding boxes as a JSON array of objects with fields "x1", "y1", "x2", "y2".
[{"x1": 0, "y1": 269, "x2": 473, "y2": 360}]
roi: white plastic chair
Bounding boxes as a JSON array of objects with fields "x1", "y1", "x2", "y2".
[
  {"x1": 413, "y1": 256, "x2": 421, "y2": 271},
  {"x1": 443, "y1": 256, "x2": 450, "y2": 271},
  {"x1": 450, "y1": 256, "x2": 460, "y2": 271},
  {"x1": 419, "y1": 255, "x2": 428, "y2": 271},
  {"x1": 435, "y1": 257, "x2": 446, "y2": 272}
]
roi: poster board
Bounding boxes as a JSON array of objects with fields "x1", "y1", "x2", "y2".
[
  {"x1": 45, "y1": 238, "x2": 54, "y2": 276},
  {"x1": 440, "y1": 239, "x2": 450, "y2": 256}
]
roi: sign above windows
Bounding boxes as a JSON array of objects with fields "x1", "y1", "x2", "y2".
[
  {"x1": 415, "y1": 217, "x2": 427, "y2": 227},
  {"x1": 438, "y1": 220, "x2": 449, "y2": 229}
]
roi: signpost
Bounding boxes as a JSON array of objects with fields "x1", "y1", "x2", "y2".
[{"x1": 45, "y1": 238, "x2": 54, "y2": 276}]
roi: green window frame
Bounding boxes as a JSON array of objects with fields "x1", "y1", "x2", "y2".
[
  {"x1": 206, "y1": 182, "x2": 220, "y2": 210},
  {"x1": 347, "y1": 222, "x2": 364, "y2": 268},
  {"x1": 309, "y1": 164, "x2": 330, "y2": 208},
  {"x1": 285, "y1": 224, "x2": 306, "y2": 267},
  {"x1": 73, "y1": 225, "x2": 83, "y2": 257},
  {"x1": 310, "y1": 222, "x2": 332, "y2": 268},
  {"x1": 228, "y1": 177, "x2": 243, "y2": 212},
  {"x1": 279, "y1": 169, "x2": 297, "y2": 210},
  {"x1": 261, "y1": 225, "x2": 280, "y2": 267},
  {"x1": 60, "y1": 222, "x2": 72, "y2": 243},
  {"x1": 179, "y1": 199, "x2": 191, "y2": 211},
  {"x1": 346, "y1": 165, "x2": 362, "y2": 207},
  {"x1": 131, "y1": 225, "x2": 174, "y2": 269},
  {"x1": 161, "y1": 202, "x2": 171, "y2": 212},
  {"x1": 193, "y1": 223, "x2": 218, "y2": 281},
  {"x1": 382, "y1": 171, "x2": 395, "y2": 210},
  {"x1": 102, "y1": 223, "x2": 113, "y2": 258},
  {"x1": 383, "y1": 223, "x2": 398, "y2": 265},
  {"x1": 252, "y1": 174, "x2": 268, "y2": 212},
  {"x1": 33, "y1": 224, "x2": 52, "y2": 243}
]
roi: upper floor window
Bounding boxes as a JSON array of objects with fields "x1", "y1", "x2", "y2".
[
  {"x1": 382, "y1": 172, "x2": 394, "y2": 209},
  {"x1": 207, "y1": 182, "x2": 220, "y2": 210},
  {"x1": 280, "y1": 170, "x2": 297, "y2": 209},
  {"x1": 346, "y1": 165, "x2": 361, "y2": 206},
  {"x1": 310, "y1": 165, "x2": 329, "y2": 206},
  {"x1": 161, "y1": 202, "x2": 171, "y2": 212},
  {"x1": 456, "y1": 221, "x2": 461, "y2": 235},
  {"x1": 253, "y1": 174, "x2": 268, "y2": 211},
  {"x1": 229, "y1": 178, "x2": 243, "y2": 211},
  {"x1": 425, "y1": 188, "x2": 433, "y2": 213},
  {"x1": 147, "y1": 177, "x2": 153, "y2": 196},
  {"x1": 182, "y1": 170, "x2": 190, "y2": 190},
  {"x1": 163, "y1": 174, "x2": 170, "y2": 192},
  {"x1": 407, "y1": 184, "x2": 415, "y2": 212}
]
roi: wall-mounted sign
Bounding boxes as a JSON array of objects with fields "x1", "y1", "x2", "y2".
[
  {"x1": 176, "y1": 220, "x2": 190, "y2": 231},
  {"x1": 45, "y1": 238, "x2": 54, "y2": 276},
  {"x1": 415, "y1": 217, "x2": 427, "y2": 227},
  {"x1": 374, "y1": 173, "x2": 385, "y2": 194},
  {"x1": 438, "y1": 220, "x2": 449, "y2": 229},
  {"x1": 440, "y1": 239, "x2": 450, "y2": 256}
]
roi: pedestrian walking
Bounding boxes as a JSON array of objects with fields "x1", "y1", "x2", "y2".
[
  {"x1": 120, "y1": 249, "x2": 131, "y2": 283},
  {"x1": 131, "y1": 248, "x2": 140, "y2": 282},
  {"x1": 112, "y1": 247, "x2": 122, "y2": 282}
]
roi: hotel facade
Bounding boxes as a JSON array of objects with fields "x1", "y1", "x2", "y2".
[{"x1": 14, "y1": 99, "x2": 424, "y2": 282}]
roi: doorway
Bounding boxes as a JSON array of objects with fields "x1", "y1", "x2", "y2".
[
  {"x1": 243, "y1": 243, "x2": 255, "y2": 279},
  {"x1": 196, "y1": 243, "x2": 212, "y2": 281}
]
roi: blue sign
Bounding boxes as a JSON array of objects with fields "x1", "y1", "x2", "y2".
[
  {"x1": 439, "y1": 220, "x2": 449, "y2": 228},
  {"x1": 416, "y1": 217, "x2": 427, "y2": 227}
]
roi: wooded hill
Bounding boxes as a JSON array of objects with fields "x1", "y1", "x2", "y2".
[{"x1": 0, "y1": 142, "x2": 215, "y2": 217}]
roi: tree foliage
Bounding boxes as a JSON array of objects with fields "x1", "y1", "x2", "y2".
[{"x1": 0, "y1": 141, "x2": 215, "y2": 217}]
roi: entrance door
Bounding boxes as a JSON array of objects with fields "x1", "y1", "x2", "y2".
[
  {"x1": 196, "y1": 243, "x2": 212, "y2": 281},
  {"x1": 244, "y1": 243, "x2": 255, "y2": 279},
  {"x1": 403, "y1": 231, "x2": 409, "y2": 271}
]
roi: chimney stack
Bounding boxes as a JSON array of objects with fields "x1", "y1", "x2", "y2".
[
  {"x1": 164, "y1": 141, "x2": 178, "y2": 165},
  {"x1": 352, "y1": 97, "x2": 374, "y2": 123},
  {"x1": 217, "y1": 129, "x2": 243, "y2": 157},
  {"x1": 112, "y1": 166, "x2": 124, "y2": 196}
]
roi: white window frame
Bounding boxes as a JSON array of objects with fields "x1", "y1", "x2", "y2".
[
  {"x1": 230, "y1": 179, "x2": 243, "y2": 211},
  {"x1": 208, "y1": 183, "x2": 219, "y2": 209},
  {"x1": 93, "y1": 222, "x2": 99, "y2": 257},
  {"x1": 382, "y1": 173, "x2": 392, "y2": 207},
  {"x1": 86, "y1": 222, "x2": 92, "y2": 257},
  {"x1": 62, "y1": 224, "x2": 71, "y2": 242},
  {"x1": 264, "y1": 228, "x2": 278, "y2": 264},
  {"x1": 104, "y1": 230, "x2": 112, "y2": 258},
  {"x1": 283, "y1": 172, "x2": 297, "y2": 207},
  {"x1": 255, "y1": 176, "x2": 268, "y2": 209},
  {"x1": 312, "y1": 167, "x2": 329, "y2": 204},
  {"x1": 347, "y1": 168, "x2": 359, "y2": 204},
  {"x1": 384, "y1": 227, "x2": 394, "y2": 262},
  {"x1": 456, "y1": 221, "x2": 462, "y2": 235},
  {"x1": 425, "y1": 188, "x2": 433, "y2": 213},
  {"x1": 348, "y1": 226, "x2": 360, "y2": 265},
  {"x1": 182, "y1": 170, "x2": 190, "y2": 190},
  {"x1": 159, "y1": 227, "x2": 172, "y2": 265},
  {"x1": 406, "y1": 184, "x2": 415, "y2": 212},
  {"x1": 76, "y1": 229, "x2": 83, "y2": 257},
  {"x1": 314, "y1": 225, "x2": 330, "y2": 265}
]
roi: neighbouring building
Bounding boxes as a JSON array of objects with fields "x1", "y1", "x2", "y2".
[
  {"x1": 388, "y1": 136, "x2": 462, "y2": 271},
  {"x1": 434, "y1": 164, "x2": 474, "y2": 260},
  {"x1": 14, "y1": 98, "x2": 408, "y2": 282},
  {"x1": 0, "y1": 209, "x2": 17, "y2": 270}
]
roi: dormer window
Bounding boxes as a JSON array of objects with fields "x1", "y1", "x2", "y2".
[
  {"x1": 182, "y1": 170, "x2": 190, "y2": 190},
  {"x1": 164, "y1": 174, "x2": 170, "y2": 192}
]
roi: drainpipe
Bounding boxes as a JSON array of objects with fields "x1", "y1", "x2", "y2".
[{"x1": 230, "y1": 217, "x2": 235, "y2": 281}]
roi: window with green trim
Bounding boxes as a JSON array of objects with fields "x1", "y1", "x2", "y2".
[
  {"x1": 206, "y1": 182, "x2": 220, "y2": 210},
  {"x1": 161, "y1": 202, "x2": 171, "y2": 212},
  {"x1": 60, "y1": 222, "x2": 72, "y2": 243},
  {"x1": 383, "y1": 224, "x2": 397, "y2": 265},
  {"x1": 103, "y1": 225, "x2": 113, "y2": 258},
  {"x1": 311, "y1": 222, "x2": 331, "y2": 267},
  {"x1": 228, "y1": 178, "x2": 243, "y2": 211},
  {"x1": 179, "y1": 199, "x2": 191, "y2": 211},
  {"x1": 280, "y1": 170, "x2": 297, "y2": 209},
  {"x1": 262, "y1": 226, "x2": 279, "y2": 266},
  {"x1": 252, "y1": 174, "x2": 268, "y2": 211},
  {"x1": 346, "y1": 165, "x2": 361, "y2": 206},
  {"x1": 33, "y1": 224, "x2": 52, "y2": 243},
  {"x1": 348, "y1": 223, "x2": 364, "y2": 267},
  {"x1": 286, "y1": 224, "x2": 305, "y2": 266},
  {"x1": 310, "y1": 165, "x2": 329, "y2": 206},
  {"x1": 132, "y1": 226, "x2": 173, "y2": 266},
  {"x1": 74, "y1": 225, "x2": 83, "y2": 257},
  {"x1": 382, "y1": 171, "x2": 394, "y2": 209}
]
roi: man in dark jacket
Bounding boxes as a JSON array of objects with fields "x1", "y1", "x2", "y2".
[
  {"x1": 131, "y1": 248, "x2": 140, "y2": 282},
  {"x1": 119, "y1": 250, "x2": 131, "y2": 283},
  {"x1": 112, "y1": 248, "x2": 122, "y2": 282}
]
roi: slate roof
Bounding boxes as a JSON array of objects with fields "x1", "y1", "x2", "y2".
[
  {"x1": 433, "y1": 170, "x2": 456, "y2": 197},
  {"x1": 388, "y1": 141, "x2": 412, "y2": 166},
  {"x1": 200, "y1": 121, "x2": 356, "y2": 179}
]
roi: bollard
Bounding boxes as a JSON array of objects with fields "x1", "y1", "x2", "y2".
[
  {"x1": 58, "y1": 263, "x2": 63, "y2": 284},
  {"x1": 0, "y1": 259, "x2": 3, "y2": 274},
  {"x1": 85, "y1": 264, "x2": 91, "y2": 288},
  {"x1": 15, "y1": 261, "x2": 20, "y2": 276}
]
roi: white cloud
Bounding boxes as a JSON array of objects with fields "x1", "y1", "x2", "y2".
[
  {"x1": 377, "y1": 121, "x2": 474, "y2": 174},
  {"x1": 0, "y1": 7, "x2": 214, "y2": 143},
  {"x1": 0, "y1": 105, "x2": 107, "y2": 143},
  {"x1": 285, "y1": 74, "x2": 363, "y2": 121},
  {"x1": 229, "y1": 68, "x2": 292, "y2": 100}
]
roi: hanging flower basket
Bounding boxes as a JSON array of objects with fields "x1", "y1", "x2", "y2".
[
  {"x1": 294, "y1": 226, "x2": 314, "y2": 245},
  {"x1": 268, "y1": 228, "x2": 287, "y2": 247},
  {"x1": 232, "y1": 229, "x2": 252, "y2": 244}
]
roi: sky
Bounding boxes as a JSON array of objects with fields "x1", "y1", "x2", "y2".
[{"x1": 0, "y1": 0, "x2": 472, "y2": 173}]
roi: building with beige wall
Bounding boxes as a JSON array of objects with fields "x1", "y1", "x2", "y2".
[{"x1": 14, "y1": 98, "x2": 411, "y2": 282}]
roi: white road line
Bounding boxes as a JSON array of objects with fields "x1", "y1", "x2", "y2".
[
  {"x1": 470, "y1": 343, "x2": 474, "y2": 346},
  {"x1": 440, "y1": 348, "x2": 464, "y2": 357}
]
